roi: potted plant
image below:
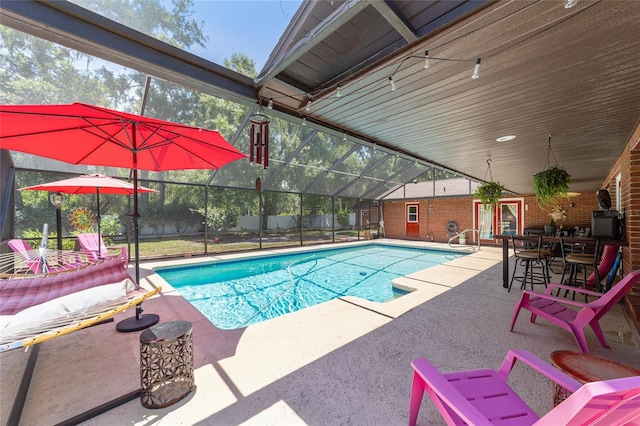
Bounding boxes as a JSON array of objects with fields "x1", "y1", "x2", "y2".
[
  {"x1": 475, "y1": 181, "x2": 505, "y2": 208},
  {"x1": 533, "y1": 165, "x2": 571, "y2": 209},
  {"x1": 458, "y1": 232, "x2": 467, "y2": 245},
  {"x1": 545, "y1": 205, "x2": 567, "y2": 235}
]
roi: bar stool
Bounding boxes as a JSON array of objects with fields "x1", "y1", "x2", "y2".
[
  {"x1": 526, "y1": 228, "x2": 560, "y2": 273},
  {"x1": 559, "y1": 237, "x2": 601, "y2": 301},
  {"x1": 508, "y1": 235, "x2": 551, "y2": 291}
]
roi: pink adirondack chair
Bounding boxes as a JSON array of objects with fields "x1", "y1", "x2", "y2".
[
  {"x1": 409, "y1": 349, "x2": 640, "y2": 426},
  {"x1": 8, "y1": 238, "x2": 86, "y2": 274},
  {"x1": 8, "y1": 239, "x2": 46, "y2": 274},
  {"x1": 76, "y1": 233, "x2": 128, "y2": 266},
  {"x1": 510, "y1": 269, "x2": 640, "y2": 353},
  {"x1": 8, "y1": 239, "x2": 83, "y2": 274}
]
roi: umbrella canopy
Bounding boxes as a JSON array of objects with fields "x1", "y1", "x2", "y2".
[
  {"x1": 1, "y1": 102, "x2": 246, "y2": 285},
  {"x1": 19, "y1": 173, "x2": 157, "y2": 240},
  {"x1": 0, "y1": 103, "x2": 246, "y2": 170},
  {"x1": 19, "y1": 173, "x2": 157, "y2": 195}
]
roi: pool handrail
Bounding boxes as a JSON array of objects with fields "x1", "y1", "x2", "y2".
[{"x1": 448, "y1": 229, "x2": 480, "y2": 251}]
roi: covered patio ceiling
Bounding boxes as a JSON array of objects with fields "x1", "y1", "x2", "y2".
[
  {"x1": 2, "y1": 0, "x2": 640, "y2": 197},
  {"x1": 257, "y1": 0, "x2": 640, "y2": 195}
]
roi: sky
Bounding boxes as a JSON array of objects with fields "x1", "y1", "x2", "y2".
[{"x1": 188, "y1": 0, "x2": 303, "y2": 73}]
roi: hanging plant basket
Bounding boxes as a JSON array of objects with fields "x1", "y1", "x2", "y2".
[
  {"x1": 475, "y1": 181, "x2": 505, "y2": 207},
  {"x1": 475, "y1": 159, "x2": 504, "y2": 208},
  {"x1": 533, "y1": 165, "x2": 571, "y2": 209},
  {"x1": 533, "y1": 135, "x2": 571, "y2": 209}
]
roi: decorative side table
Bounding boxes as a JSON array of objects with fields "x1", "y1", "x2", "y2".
[
  {"x1": 550, "y1": 350, "x2": 640, "y2": 406},
  {"x1": 140, "y1": 320, "x2": 196, "y2": 408}
]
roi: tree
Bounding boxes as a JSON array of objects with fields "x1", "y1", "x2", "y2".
[
  {"x1": 71, "y1": 0, "x2": 207, "y2": 50},
  {"x1": 3, "y1": 0, "x2": 216, "y2": 239},
  {"x1": 0, "y1": 27, "x2": 117, "y2": 105}
]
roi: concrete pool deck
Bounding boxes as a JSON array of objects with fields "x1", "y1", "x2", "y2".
[{"x1": 1, "y1": 239, "x2": 639, "y2": 425}]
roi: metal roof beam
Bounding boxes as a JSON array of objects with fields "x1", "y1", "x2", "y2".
[
  {"x1": 333, "y1": 154, "x2": 392, "y2": 198},
  {"x1": 255, "y1": 0, "x2": 369, "y2": 86},
  {"x1": 367, "y1": 1, "x2": 417, "y2": 42},
  {"x1": 301, "y1": 145, "x2": 360, "y2": 194},
  {"x1": 262, "y1": 130, "x2": 318, "y2": 190},
  {"x1": 361, "y1": 160, "x2": 416, "y2": 199},
  {"x1": 333, "y1": 176, "x2": 360, "y2": 198}
]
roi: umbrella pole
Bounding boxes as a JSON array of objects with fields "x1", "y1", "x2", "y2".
[
  {"x1": 133, "y1": 168, "x2": 140, "y2": 284},
  {"x1": 96, "y1": 189, "x2": 101, "y2": 259},
  {"x1": 116, "y1": 156, "x2": 159, "y2": 332}
]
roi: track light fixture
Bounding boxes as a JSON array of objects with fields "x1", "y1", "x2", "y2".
[
  {"x1": 262, "y1": 50, "x2": 484, "y2": 117},
  {"x1": 472, "y1": 58, "x2": 481, "y2": 79},
  {"x1": 387, "y1": 52, "x2": 483, "y2": 87}
]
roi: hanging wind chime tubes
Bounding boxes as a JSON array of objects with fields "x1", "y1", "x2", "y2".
[{"x1": 249, "y1": 111, "x2": 270, "y2": 169}]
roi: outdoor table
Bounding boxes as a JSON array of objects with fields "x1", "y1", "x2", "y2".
[
  {"x1": 495, "y1": 235, "x2": 627, "y2": 288},
  {"x1": 550, "y1": 350, "x2": 640, "y2": 406},
  {"x1": 140, "y1": 320, "x2": 196, "y2": 408}
]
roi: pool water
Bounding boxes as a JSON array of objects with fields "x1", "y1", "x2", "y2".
[{"x1": 157, "y1": 244, "x2": 465, "y2": 329}]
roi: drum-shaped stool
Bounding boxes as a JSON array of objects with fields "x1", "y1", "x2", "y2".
[{"x1": 140, "y1": 320, "x2": 196, "y2": 408}]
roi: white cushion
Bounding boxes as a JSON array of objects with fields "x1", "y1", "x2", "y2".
[
  {"x1": 0, "y1": 316, "x2": 13, "y2": 329},
  {"x1": 2, "y1": 278, "x2": 136, "y2": 329}
]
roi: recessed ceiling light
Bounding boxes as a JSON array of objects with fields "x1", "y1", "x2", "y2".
[
  {"x1": 496, "y1": 135, "x2": 516, "y2": 142},
  {"x1": 565, "y1": 0, "x2": 579, "y2": 8}
]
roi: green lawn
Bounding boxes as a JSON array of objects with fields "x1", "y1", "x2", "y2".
[
  {"x1": 131, "y1": 230, "x2": 362, "y2": 260},
  {"x1": 29, "y1": 229, "x2": 364, "y2": 262}
]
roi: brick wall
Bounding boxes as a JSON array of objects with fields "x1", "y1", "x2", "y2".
[
  {"x1": 628, "y1": 148, "x2": 640, "y2": 271},
  {"x1": 382, "y1": 192, "x2": 601, "y2": 243},
  {"x1": 620, "y1": 123, "x2": 640, "y2": 328},
  {"x1": 520, "y1": 192, "x2": 600, "y2": 230},
  {"x1": 383, "y1": 198, "x2": 474, "y2": 242}
]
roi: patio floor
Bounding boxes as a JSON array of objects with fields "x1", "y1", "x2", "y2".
[{"x1": 1, "y1": 239, "x2": 639, "y2": 425}]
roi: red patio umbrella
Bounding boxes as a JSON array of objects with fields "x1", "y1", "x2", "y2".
[
  {"x1": 19, "y1": 173, "x2": 157, "y2": 245},
  {"x1": 0, "y1": 103, "x2": 245, "y2": 170},
  {"x1": 1, "y1": 102, "x2": 246, "y2": 330}
]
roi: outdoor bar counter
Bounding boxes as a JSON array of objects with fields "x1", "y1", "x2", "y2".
[{"x1": 494, "y1": 234, "x2": 628, "y2": 288}]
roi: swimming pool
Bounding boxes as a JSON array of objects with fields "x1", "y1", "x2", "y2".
[{"x1": 157, "y1": 244, "x2": 466, "y2": 329}]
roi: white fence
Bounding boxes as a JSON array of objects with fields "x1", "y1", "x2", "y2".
[
  {"x1": 238, "y1": 213, "x2": 356, "y2": 231},
  {"x1": 136, "y1": 213, "x2": 357, "y2": 234}
]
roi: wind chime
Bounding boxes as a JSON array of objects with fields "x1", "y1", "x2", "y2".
[{"x1": 249, "y1": 104, "x2": 271, "y2": 169}]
